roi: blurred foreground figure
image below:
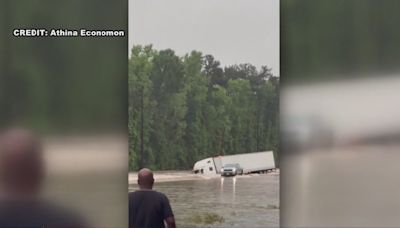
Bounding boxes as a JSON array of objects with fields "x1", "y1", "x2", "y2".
[
  {"x1": 0, "y1": 128, "x2": 86, "y2": 228},
  {"x1": 129, "y1": 168, "x2": 175, "y2": 228}
]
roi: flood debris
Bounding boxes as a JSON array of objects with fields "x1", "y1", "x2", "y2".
[{"x1": 186, "y1": 212, "x2": 225, "y2": 225}]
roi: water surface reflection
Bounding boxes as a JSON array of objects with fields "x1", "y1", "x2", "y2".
[{"x1": 130, "y1": 175, "x2": 279, "y2": 227}]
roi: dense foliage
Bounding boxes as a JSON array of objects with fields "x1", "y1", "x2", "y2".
[{"x1": 129, "y1": 45, "x2": 279, "y2": 170}]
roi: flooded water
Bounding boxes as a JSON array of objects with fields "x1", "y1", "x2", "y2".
[{"x1": 129, "y1": 174, "x2": 279, "y2": 228}]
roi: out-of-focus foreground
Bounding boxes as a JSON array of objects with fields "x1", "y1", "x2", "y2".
[
  {"x1": 281, "y1": 0, "x2": 400, "y2": 227},
  {"x1": 0, "y1": 0, "x2": 127, "y2": 227}
]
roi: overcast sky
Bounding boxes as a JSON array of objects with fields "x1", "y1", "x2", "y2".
[{"x1": 129, "y1": 0, "x2": 279, "y2": 76}]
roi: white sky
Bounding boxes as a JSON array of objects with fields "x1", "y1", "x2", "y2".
[{"x1": 129, "y1": 0, "x2": 280, "y2": 76}]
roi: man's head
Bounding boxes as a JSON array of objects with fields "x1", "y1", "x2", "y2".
[
  {"x1": 137, "y1": 168, "x2": 154, "y2": 190},
  {"x1": 0, "y1": 128, "x2": 44, "y2": 197}
]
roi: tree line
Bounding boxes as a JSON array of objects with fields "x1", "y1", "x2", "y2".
[{"x1": 129, "y1": 45, "x2": 279, "y2": 171}]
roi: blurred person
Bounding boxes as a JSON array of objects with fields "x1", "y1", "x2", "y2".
[
  {"x1": 129, "y1": 168, "x2": 175, "y2": 228},
  {"x1": 0, "y1": 128, "x2": 86, "y2": 228}
]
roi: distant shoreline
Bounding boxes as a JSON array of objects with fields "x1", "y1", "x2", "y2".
[{"x1": 129, "y1": 169, "x2": 279, "y2": 184}]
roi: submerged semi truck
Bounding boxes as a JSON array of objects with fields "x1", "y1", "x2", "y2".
[{"x1": 193, "y1": 151, "x2": 276, "y2": 175}]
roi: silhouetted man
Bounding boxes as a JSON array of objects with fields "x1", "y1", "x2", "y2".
[
  {"x1": 129, "y1": 168, "x2": 176, "y2": 228},
  {"x1": 0, "y1": 128, "x2": 86, "y2": 228}
]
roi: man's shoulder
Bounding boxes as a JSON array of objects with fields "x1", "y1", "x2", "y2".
[
  {"x1": 129, "y1": 190, "x2": 168, "y2": 199},
  {"x1": 41, "y1": 201, "x2": 87, "y2": 226},
  {"x1": 129, "y1": 190, "x2": 163, "y2": 195},
  {"x1": 0, "y1": 200, "x2": 86, "y2": 227},
  {"x1": 153, "y1": 191, "x2": 167, "y2": 198}
]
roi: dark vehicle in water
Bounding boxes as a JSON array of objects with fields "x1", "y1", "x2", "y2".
[{"x1": 221, "y1": 163, "x2": 243, "y2": 176}]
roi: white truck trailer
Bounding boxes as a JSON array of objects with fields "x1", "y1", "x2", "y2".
[{"x1": 193, "y1": 151, "x2": 276, "y2": 175}]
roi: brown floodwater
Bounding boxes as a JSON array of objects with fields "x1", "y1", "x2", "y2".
[{"x1": 129, "y1": 174, "x2": 279, "y2": 228}]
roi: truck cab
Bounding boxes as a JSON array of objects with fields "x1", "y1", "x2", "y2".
[{"x1": 193, "y1": 158, "x2": 216, "y2": 175}]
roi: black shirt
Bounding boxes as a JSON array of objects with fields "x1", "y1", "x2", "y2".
[{"x1": 129, "y1": 190, "x2": 174, "y2": 228}]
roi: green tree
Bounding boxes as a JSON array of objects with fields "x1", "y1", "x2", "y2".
[
  {"x1": 129, "y1": 45, "x2": 157, "y2": 170},
  {"x1": 183, "y1": 51, "x2": 209, "y2": 165},
  {"x1": 150, "y1": 49, "x2": 188, "y2": 170}
]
